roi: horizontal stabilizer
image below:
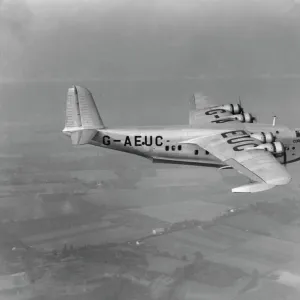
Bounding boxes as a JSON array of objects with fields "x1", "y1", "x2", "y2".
[
  {"x1": 67, "y1": 128, "x2": 98, "y2": 145},
  {"x1": 232, "y1": 182, "x2": 275, "y2": 193}
]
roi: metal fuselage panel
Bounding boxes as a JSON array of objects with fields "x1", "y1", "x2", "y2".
[{"x1": 90, "y1": 123, "x2": 300, "y2": 167}]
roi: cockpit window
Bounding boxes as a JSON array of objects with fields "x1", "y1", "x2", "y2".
[{"x1": 296, "y1": 130, "x2": 300, "y2": 138}]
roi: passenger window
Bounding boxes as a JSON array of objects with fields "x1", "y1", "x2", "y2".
[
  {"x1": 178, "y1": 145, "x2": 182, "y2": 151},
  {"x1": 296, "y1": 130, "x2": 300, "y2": 138},
  {"x1": 165, "y1": 146, "x2": 169, "y2": 151},
  {"x1": 194, "y1": 150, "x2": 199, "y2": 155},
  {"x1": 205, "y1": 151, "x2": 209, "y2": 155},
  {"x1": 171, "y1": 145, "x2": 176, "y2": 151}
]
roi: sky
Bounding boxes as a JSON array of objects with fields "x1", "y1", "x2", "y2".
[
  {"x1": 0, "y1": 0, "x2": 300, "y2": 147},
  {"x1": 1, "y1": 0, "x2": 300, "y2": 81}
]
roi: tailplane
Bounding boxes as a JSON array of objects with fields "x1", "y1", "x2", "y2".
[{"x1": 62, "y1": 85, "x2": 105, "y2": 145}]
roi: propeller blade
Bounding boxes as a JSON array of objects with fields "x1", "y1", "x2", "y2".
[{"x1": 238, "y1": 96, "x2": 244, "y2": 115}]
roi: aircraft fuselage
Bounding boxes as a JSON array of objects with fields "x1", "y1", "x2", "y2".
[{"x1": 90, "y1": 123, "x2": 300, "y2": 167}]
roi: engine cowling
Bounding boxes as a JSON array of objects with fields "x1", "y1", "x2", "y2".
[
  {"x1": 218, "y1": 103, "x2": 242, "y2": 114},
  {"x1": 251, "y1": 132, "x2": 276, "y2": 143},
  {"x1": 234, "y1": 112, "x2": 255, "y2": 123},
  {"x1": 253, "y1": 141, "x2": 285, "y2": 154}
]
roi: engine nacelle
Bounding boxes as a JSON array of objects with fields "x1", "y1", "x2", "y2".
[
  {"x1": 234, "y1": 112, "x2": 254, "y2": 123},
  {"x1": 253, "y1": 141, "x2": 285, "y2": 154},
  {"x1": 218, "y1": 103, "x2": 242, "y2": 114},
  {"x1": 251, "y1": 132, "x2": 276, "y2": 143}
]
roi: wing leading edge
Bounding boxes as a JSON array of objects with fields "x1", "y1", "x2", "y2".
[{"x1": 180, "y1": 131, "x2": 291, "y2": 193}]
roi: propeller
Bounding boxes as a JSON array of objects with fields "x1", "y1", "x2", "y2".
[
  {"x1": 239, "y1": 96, "x2": 257, "y2": 123},
  {"x1": 238, "y1": 96, "x2": 243, "y2": 114},
  {"x1": 251, "y1": 115, "x2": 257, "y2": 123}
]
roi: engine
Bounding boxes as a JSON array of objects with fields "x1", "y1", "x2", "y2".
[
  {"x1": 253, "y1": 141, "x2": 285, "y2": 154},
  {"x1": 250, "y1": 132, "x2": 276, "y2": 143},
  {"x1": 233, "y1": 112, "x2": 255, "y2": 123},
  {"x1": 218, "y1": 103, "x2": 242, "y2": 114}
]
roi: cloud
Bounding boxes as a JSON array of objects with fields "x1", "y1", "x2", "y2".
[{"x1": 276, "y1": 270, "x2": 300, "y2": 289}]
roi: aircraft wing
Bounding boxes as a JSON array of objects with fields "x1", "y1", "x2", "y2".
[
  {"x1": 189, "y1": 93, "x2": 239, "y2": 126},
  {"x1": 180, "y1": 131, "x2": 291, "y2": 193}
]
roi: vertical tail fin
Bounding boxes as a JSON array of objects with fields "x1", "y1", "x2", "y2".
[{"x1": 62, "y1": 85, "x2": 105, "y2": 145}]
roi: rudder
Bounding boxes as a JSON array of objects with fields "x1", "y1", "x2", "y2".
[{"x1": 76, "y1": 85, "x2": 105, "y2": 129}]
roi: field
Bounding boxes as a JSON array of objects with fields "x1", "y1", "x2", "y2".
[{"x1": 0, "y1": 154, "x2": 299, "y2": 300}]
